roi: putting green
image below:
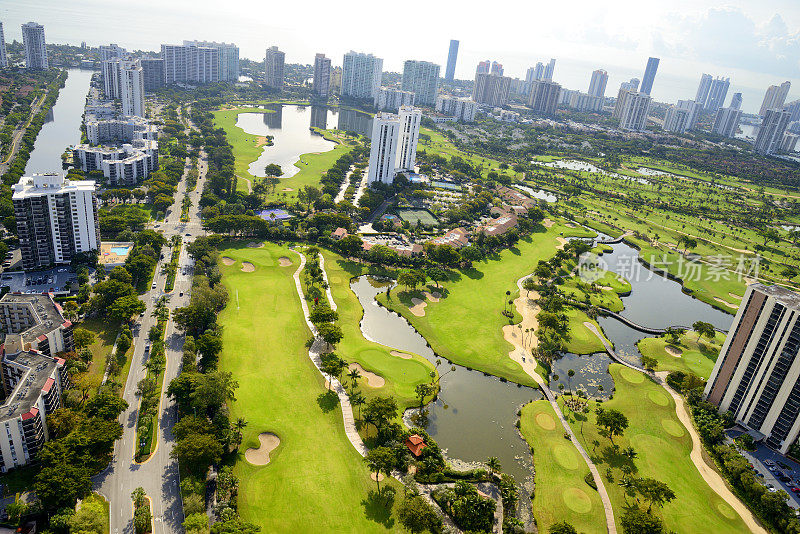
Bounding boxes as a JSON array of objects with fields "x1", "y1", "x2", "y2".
[
  {"x1": 563, "y1": 487, "x2": 592, "y2": 514},
  {"x1": 619, "y1": 366, "x2": 644, "y2": 383},
  {"x1": 661, "y1": 419, "x2": 685, "y2": 437},
  {"x1": 648, "y1": 390, "x2": 669, "y2": 406},
  {"x1": 553, "y1": 443, "x2": 582, "y2": 470},
  {"x1": 536, "y1": 412, "x2": 556, "y2": 430},
  {"x1": 717, "y1": 501, "x2": 737, "y2": 519}
]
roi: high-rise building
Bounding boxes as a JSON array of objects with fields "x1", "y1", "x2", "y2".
[
  {"x1": 0, "y1": 22, "x2": 7, "y2": 69},
  {"x1": 401, "y1": 60, "x2": 440, "y2": 107},
  {"x1": 12, "y1": 174, "x2": 100, "y2": 271},
  {"x1": 786, "y1": 100, "x2": 800, "y2": 123},
  {"x1": 396, "y1": 106, "x2": 421, "y2": 172},
  {"x1": 22, "y1": 22, "x2": 48, "y2": 70},
  {"x1": 588, "y1": 69, "x2": 608, "y2": 99},
  {"x1": 696, "y1": 74, "x2": 713, "y2": 107},
  {"x1": 476, "y1": 60, "x2": 490, "y2": 75},
  {"x1": 263, "y1": 46, "x2": 285, "y2": 90},
  {"x1": 705, "y1": 77, "x2": 730, "y2": 113},
  {"x1": 527, "y1": 80, "x2": 561, "y2": 115},
  {"x1": 341, "y1": 51, "x2": 383, "y2": 100},
  {"x1": 435, "y1": 96, "x2": 477, "y2": 122},
  {"x1": 705, "y1": 284, "x2": 800, "y2": 454},
  {"x1": 445, "y1": 40, "x2": 459, "y2": 81},
  {"x1": 99, "y1": 43, "x2": 125, "y2": 63},
  {"x1": 367, "y1": 106, "x2": 421, "y2": 184},
  {"x1": 780, "y1": 133, "x2": 798, "y2": 153},
  {"x1": 490, "y1": 61, "x2": 504, "y2": 76},
  {"x1": 120, "y1": 60, "x2": 145, "y2": 117},
  {"x1": 313, "y1": 53, "x2": 331, "y2": 99},
  {"x1": 640, "y1": 57, "x2": 659, "y2": 95},
  {"x1": 712, "y1": 107, "x2": 742, "y2": 138},
  {"x1": 560, "y1": 90, "x2": 604, "y2": 113},
  {"x1": 472, "y1": 73, "x2": 511, "y2": 107},
  {"x1": 140, "y1": 57, "x2": 165, "y2": 92},
  {"x1": 615, "y1": 90, "x2": 651, "y2": 131},
  {"x1": 620, "y1": 78, "x2": 640, "y2": 92},
  {"x1": 663, "y1": 100, "x2": 701, "y2": 133},
  {"x1": 534, "y1": 62, "x2": 544, "y2": 81},
  {"x1": 375, "y1": 87, "x2": 415, "y2": 112},
  {"x1": 100, "y1": 45, "x2": 127, "y2": 98},
  {"x1": 759, "y1": 81, "x2": 791, "y2": 117},
  {"x1": 754, "y1": 109, "x2": 791, "y2": 155},
  {"x1": 190, "y1": 41, "x2": 239, "y2": 81},
  {"x1": 162, "y1": 43, "x2": 220, "y2": 84},
  {"x1": 543, "y1": 59, "x2": 556, "y2": 82},
  {"x1": 730, "y1": 92, "x2": 743, "y2": 111}
]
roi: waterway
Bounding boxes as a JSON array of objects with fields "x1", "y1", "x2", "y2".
[{"x1": 25, "y1": 68, "x2": 93, "y2": 175}]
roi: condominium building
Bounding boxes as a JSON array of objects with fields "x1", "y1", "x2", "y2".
[
  {"x1": 401, "y1": 60, "x2": 440, "y2": 107},
  {"x1": 696, "y1": 73, "x2": 713, "y2": 107},
  {"x1": 615, "y1": 90, "x2": 651, "y2": 131},
  {"x1": 473, "y1": 73, "x2": 511, "y2": 107},
  {"x1": 0, "y1": 293, "x2": 74, "y2": 357},
  {"x1": 543, "y1": 59, "x2": 556, "y2": 82},
  {"x1": 341, "y1": 51, "x2": 383, "y2": 100},
  {"x1": 86, "y1": 116, "x2": 157, "y2": 145},
  {"x1": 73, "y1": 140, "x2": 158, "y2": 186},
  {"x1": 561, "y1": 91, "x2": 603, "y2": 113},
  {"x1": 264, "y1": 46, "x2": 285, "y2": 90},
  {"x1": 445, "y1": 40, "x2": 459, "y2": 82},
  {"x1": 663, "y1": 99, "x2": 701, "y2": 133},
  {"x1": 12, "y1": 174, "x2": 100, "y2": 271},
  {"x1": 435, "y1": 95, "x2": 477, "y2": 122},
  {"x1": 588, "y1": 69, "x2": 608, "y2": 99},
  {"x1": 161, "y1": 42, "x2": 220, "y2": 85},
  {"x1": 640, "y1": 57, "x2": 659, "y2": 95},
  {"x1": 754, "y1": 109, "x2": 791, "y2": 156},
  {"x1": 705, "y1": 284, "x2": 800, "y2": 454},
  {"x1": 191, "y1": 41, "x2": 239, "y2": 81},
  {"x1": 759, "y1": 82, "x2": 791, "y2": 117},
  {"x1": 781, "y1": 133, "x2": 799, "y2": 153},
  {"x1": 375, "y1": 87, "x2": 415, "y2": 112},
  {"x1": 0, "y1": 22, "x2": 7, "y2": 69},
  {"x1": 711, "y1": 107, "x2": 743, "y2": 139},
  {"x1": 140, "y1": 57, "x2": 165, "y2": 92},
  {"x1": 100, "y1": 45, "x2": 127, "y2": 98},
  {"x1": 22, "y1": 22, "x2": 48, "y2": 70},
  {"x1": 705, "y1": 77, "x2": 730, "y2": 113},
  {"x1": 476, "y1": 60, "x2": 490, "y2": 75},
  {"x1": 119, "y1": 60, "x2": 145, "y2": 117},
  {"x1": 527, "y1": 80, "x2": 561, "y2": 115},
  {"x1": 313, "y1": 53, "x2": 331, "y2": 99},
  {"x1": 730, "y1": 92, "x2": 743, "y2": 111},
  {"x1": 620, "y1": 78, "x2": 640, "y2": 92},
  {"x1": 367, "y1": 106, "x2": 421, "y2": 184}
]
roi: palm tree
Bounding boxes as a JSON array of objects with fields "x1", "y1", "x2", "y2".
[
  {"x1": 347, "y1": 367, "x2": 361, "y2": 389},
  {"x1": 567, "y1": 369, "x2": 575, "y2": 396},
  {"x1": 486, "y1": 456, "x2": 501, "y2": 476},
  {"x1": 351, "y1": 392, "x2": 366, "y2": 420}
]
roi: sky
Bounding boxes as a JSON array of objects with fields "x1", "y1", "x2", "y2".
[{"x1": 2, "y1": 0, "x2": 799, "y2": 114}]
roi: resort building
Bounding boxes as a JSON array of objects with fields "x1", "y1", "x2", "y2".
[
  {"x1": 313, "y1": 53, "x2": 331, "y2": 99},
  {"x1": 705, "y1": 284, "x2": 800, "y2": 455},
  {"x1": 430, "y1": 228, "x2": 469, "y2": 248},
  {"x1": 375, "y1": 87, "x2": 415, "y2": 112},
  {"x1": 401, "y1": 60, "x2": 440, "y2": 107},
  {"x1": 21, "y1": 22, "x2": 47, "y2": 70},
  {"x1": 73, "y1": 140, "x2": 158, "y2": 185},
  {"x1": 754, "y1": 109, "x2": 791, "y2": 156},
  {"x1": 12, "y1": 174, "x2": 100, "y2": 271},
  {"x1": 367, "y1": 106, "x2": 421, "y2": 185},
  {"x1": 264, "y1": 46, "x2": 285, "y2": 89},
  {"x1": 435, "y1": 95, "x2": 477, "y2": 122},
  {"x1": 341, "y1": 51, "x2": 383, "y2": 100}
]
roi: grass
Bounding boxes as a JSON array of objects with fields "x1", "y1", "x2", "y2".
[
  {"x1": 218, "y1": 242, "x2": 408, "y2": 532},
  {"x1": 560, "y1": 364, "x2": 749, "y2": 533},
  {"x1": 519, "y1": 400, "x2": 606, "y2": 534},
  {"x1": 377, "y1": 221, "x2": 596, "y2": 386},
  {"x1": 81, "y1": 318, "x2": 120, "y2": 394},
  {"x1": 637, "y1": 330, "x2": 726, "y2": 379},
  {"x1": 212, "y1": 107, "x2": 357, "y2": 200},
  {"x1": 0, "y1": 465, "x2": 37, "y2": 495}
]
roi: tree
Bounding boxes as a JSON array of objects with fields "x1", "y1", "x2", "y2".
[
  {"x1": 264, "y1": 164, "x2": 283, "y2": 177},
  {"x1": 73, "y1": 328, "x2": 96, "y2": 350},
  {"x1": 596, "y1": 408, "x2": 629, "y2": 444},
  {"x1": 85, "y1": 393, "x2": 128, "y2": 420},
  {"x1": 171, "y1": 432, "x2": 224, "y2": 473},
  {"x1": 427, "y1": 266, "x2": 447, "y2": 289},
  {"x1": 34, "y1": 463, "x2": 92, "y2": 511},
  {"x1": 620, "y1": 505, "x2": 665, "y2": 534},
  {"x1": 320, "y1": 353, "x2": 346, "y2": 390},
  {"x1": 184, "y1": 513, "x2": 210, "y2": 534},
  {"x1": 317, "y1": 322, "x2": 343, "y2": 350},
  {"x1": 692, "y1": 320, "x2": 716, "y2": 346},
  {"x1": 108, "y1": 295, "x2": 146, "y2": 323},
  {"x1": 5, "y1": 495, "x2": 27, "y2": 527},
  {"x1": 364, "y1": 446, "x2": 395, "y2": 493},
  {"x1": 635, "y1": 477, "x2": 676, "y2": 511},
  {"x1": 398, "y1": 269, "x2": 424, "y2": 292},
  {"x1": 414, "y1": 382, "x2": 433, "y2": 411},
  {"x1": 362, "y1": 396, "x2": 398, "y2": 435},
  {"x1": 523, "y1": 275, "x2": 538, "y2": 295},
  {"x1": 549, "y1": 521, "x2": 578, "y2": 534},
  {"x1": 486, "y1": 456, "x2": 501, "y2": 475},
  {"x1": 69, "y1": 497, "x2": 107, "y2": 534},
  {"x1": 397, "y1": 494, "x2": 443, "y2": 534},
  {"x1": 336, "y1": 234, "x2": 364, "y2": 259}
]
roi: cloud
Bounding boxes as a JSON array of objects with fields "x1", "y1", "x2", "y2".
[{"x1": 654, "y1": 7, "x2": 800, "y2": 78}]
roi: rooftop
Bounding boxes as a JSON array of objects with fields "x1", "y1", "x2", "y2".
[
  {"x1": 0, "y1": 337, "x2": 60, "y2": 422},
  {"x1": 12, "y1": 173, "x2": 96, "y2": 200},
  {"x1": 0, "y1": 293, "x2": 68, "y2": 344},
  {"x1": 753, "y1": 284, "x2": 800, "y2": 311}
]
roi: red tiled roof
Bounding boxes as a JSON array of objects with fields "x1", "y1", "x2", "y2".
[
  {"x1": 405, "y1": 434, "x2": 427, "y2": 456},
  {"x1": 42, "y1": 377, "x2": 55, "y2": 393},
  {"x1": 21, "y1": 408, "x2": 39, "y2": 421}
]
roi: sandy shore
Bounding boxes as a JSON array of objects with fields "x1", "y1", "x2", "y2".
[
  {"x1": 408, "y1": 297, "x2": 427, "y2": 316},
  {"x1": 502, "y1": 277, "x2": 541, "y2": 379},
  {"x1": 245, "y1": 432, "x2": 280, "y2": 465}
]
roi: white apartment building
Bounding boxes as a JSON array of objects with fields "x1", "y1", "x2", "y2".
[
  {"x1": 760, "y1": 81, "x2": 791, "y2": 117},
  {"x1": 100, "y1": 44, "x2": 126, "y2": 97},
  {"x1": 401, "y1": 60, "x2": 440, "y2": 107},
  {"x1": 755, "y1": 109, "x2": 791, "y2": 156},
  {"x1": 396, "y1": 106, "x2": 421, "y2": 172},
  {"x1": 712, "y1": 107, "x2": 743, "y2": 138},
  {"x1": 313, "y1": 53, "x2": 331, "y2": 98},
  {"x1": 341, "y1": 51, "x2": 383, "y2": 100},
  {"x1": 663, "y1": 100, "x2": 701, "y2": 134},
  {"x1": 781, "y1": 133, "x2": 799, "y2": 153},
  {"x1": 162, "y1": 43, "x2": 220, "y2": 85},
  {"x1": 0, "y1": 293, "x2": 74, "y2": 357},
  {"x1": 588, "y1": 69, "x2": 608, "y2": 99},
  {"x1": 473, "y1": 73, "x2": 511, "y2": 107},
  {"x1": 12, "y1": 174, "x2": 100, "y2": 271},
  {"x1": 120, "y1": 60, "x2": 145, "y2": 117},
  {"x1": 191, "y1": 41, "x2": 239, "y2": 81},
  {"x1": 528, "y1": 80, "x2": 561, "y2": 115},
  {"x1": 705, "y1": 77, "x2": 730, "y2": 113},
  {"x1": 73, "y1": 140, "x2": 158, "y2": 186},
  {"x1": 435, "y1": 95, "x2": 477, "y2": 122},
  {"x1": 86, "y1": 116, "x2": 157, "y2": 145},
  {"x1": 375, "y1": 87, "x2": 415, "y2": 112},
  {"x1": 616, "y1": 90, "x2": 651, "y2": 132},
  {"x1": 696, "y1": 74, "x2": 712, "y2": 107},
  {"x1": 264, "y1": 46, "x2": 285, "y2": 89},
  {"x1": 21, "y1": 22, "x2": 48, "y2": 70},
  {"x1": 0, "y1": 22, "x2": 8, "y2": 69},
  {"x1": 367, "y1": 106, "x2": 421, "y2": 184}
]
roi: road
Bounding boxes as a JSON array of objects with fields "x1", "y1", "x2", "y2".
[
  {"x1": 94, "y1": 136, "x2": 208, "y2": 534},
  {"x1": 0, "y1": 93, "x2": 47, "y2": 174}
]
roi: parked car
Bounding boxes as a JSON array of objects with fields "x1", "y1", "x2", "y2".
[
  {"x1": 765, "y1": 460, "x2": 776, "y2": 467},
  {"x1": 791, "y1": 486, "x2": 800, "y2": 494},
  {"x1": 779, "y1": 461, "x2": 791, "y2": 470}
]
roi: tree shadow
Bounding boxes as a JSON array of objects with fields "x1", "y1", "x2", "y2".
[
  {"x1": 598, "y1": 444, "x2": 638, "y2": 473},
  {"x1": 464, "y1": 268, "x2": 484, "y2": 280},
  {"x1": 509, "y1": 246, "x2": 521, "y2": 256},
  {"x1": 317, "y1": 391, "x2": 339, "y2": 413},
  {"x1": 361, "y1": 489, "x2": 396, "y2": 528}
]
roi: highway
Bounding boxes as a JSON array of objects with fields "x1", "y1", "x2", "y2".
[{"x1": 94, "y1": 140, "x2": 208, "y2": 534}]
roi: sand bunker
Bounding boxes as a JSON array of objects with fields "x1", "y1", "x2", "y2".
[
  {"x1": 714, "y1": 296, "x2": 735, "y2": 308},
  {"x1": 565, "y1": 222, "x2": 576, "y2": 228},
  {"x1": 390, "y1": 350, "x2": 413, "y2": 359},
  {"x1": 425, "y1": 291, "x2": 442, "y2": 302},
  {"x1": 370, "y1": 472, "x2": 385, "y2": 482},
  {"x1": 247, "y1": 241, "x2": 263, "y2": 248},
  {"x1": 245, "y1": 432, "x2": 280, "y2": 465},
  {"x1": 409, "y1": 297, "x2": 427, "y2": 316},
  {"x1": 543, "y1": 218, "x2": 555, "y2": 228},
  {"x1": 556, "y1": 237, "x2": 568, "y2": 250},
  {"x1": 241, "y1": 262, "x2": 255, "y2": 272},
  {"x1": 729, "y1": 292, "x2": 742, "y2": 300},
  {"x1": 665, "y1": 345, "x2": 683, "y2": 357},
  {"x1": 278, "y1": 257, "x2": 292, "y2": 267},
  {"x1": 255, "y1": 136, "x2": 271, "y2": 147},
  {"x1": 282, "y1": 188, "x2": 293, "y2": 192},
  {"x1": 348, "y1": 363, "x2": 385, "y2": 388},
  {"x1": 221, "y1": 257, "x2": 235, "y2": 266}
]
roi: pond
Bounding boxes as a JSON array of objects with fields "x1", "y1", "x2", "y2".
[
  {"x1": 536, "y1": 159, "x2": 649, "y2": 185},
  {"x1": 235, "y1": 104, "x2": 337, "y2": 179},
  {"x1": 514, "y1": 184, "x2": 557, "y2": 203}
]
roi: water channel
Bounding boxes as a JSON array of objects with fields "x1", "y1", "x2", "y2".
[{"x1": 25, "y1": 68, "x2": 93, "y2": 175}]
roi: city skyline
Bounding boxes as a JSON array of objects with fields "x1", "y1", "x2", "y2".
[{"x1": 1, "y1": 0, "x2": 798, "y2": 114}]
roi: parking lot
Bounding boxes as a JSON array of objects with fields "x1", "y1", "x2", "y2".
[
  {"x1": 736, "y1": 439, "x2": 800, "y2": 508},
  {"x1": 0, "y1": 266, "x2": 78, "y2": 295}
]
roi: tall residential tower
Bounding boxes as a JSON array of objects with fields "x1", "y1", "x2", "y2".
[
  {"x1": 22, "y1": 22, "x2": 48, "y2": 70},
  {"x1": 445, "y1": 40, "x2": 459, "y2": 81}
]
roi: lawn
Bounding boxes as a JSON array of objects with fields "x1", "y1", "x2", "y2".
[
  {"x1": 519, "y1": 400, "x2": 606, "y2": 534},
  {"x1": 81, "y1": 318, "x2": 119, "y2": 392},
  {"x1": 561, "y1": 364, "x2": 749, "y2": 533},
  {"x1": 377, "y1": 221, "x2": 601, "y2": 386},
  {"x1": 212, "y1": 107, "x2": 356, "y2": 200},
  {"x1": 637, "y1": 330, "x2": 726, "y2": 379},
  {"x1": 218, "y1": 243, "x2": 406, "y2": 532}
]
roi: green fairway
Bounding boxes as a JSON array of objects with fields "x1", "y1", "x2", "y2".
[
  {"x1": 561, "y1": 364, "x2": 749, "y2": 533},
  {"x1": 218, "y1": 243, "x2": 403, "y2": 532},
  {"x1": 519, "y1": 400, "x2": 605, "y2": 534},
  {"x1": 212, "y1": 107, "x2": 356, "y2": 199},
  {"x1": 637, "y1": 330, "x2": 726, "y2": 379},
  {"x1": 377, "y1": 222, "x2": 604, "y2": 386}
]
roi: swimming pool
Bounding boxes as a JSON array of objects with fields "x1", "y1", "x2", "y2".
[{"x1": 110, "y1": 246, "x2": 131, "y2": 255}]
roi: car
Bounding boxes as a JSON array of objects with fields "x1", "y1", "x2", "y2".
[
  {"x1": 767, "y1": 484, "x2": 777, "y2": 493},
  {"x1": 779, "y1": 461, "x2": 791, "y2": 470},
  {"x1": 179, "y1": 292, "x2": 183, "y2": 297},
  {"x1": 151, "y1": 282, "x2": 157, "y2": 289},
  {"x1": 792, "y1": 487, "x2": 800, "y2": 494},
  {"x1": 769, "y1": 466, "x2": 778, "y2": 472},
  {"x1": 765, "y1": 460, "x2": 776, "y2": 467},
  {"x1": 781, "y1": 474, "x2": 792, "y2": 483}
]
